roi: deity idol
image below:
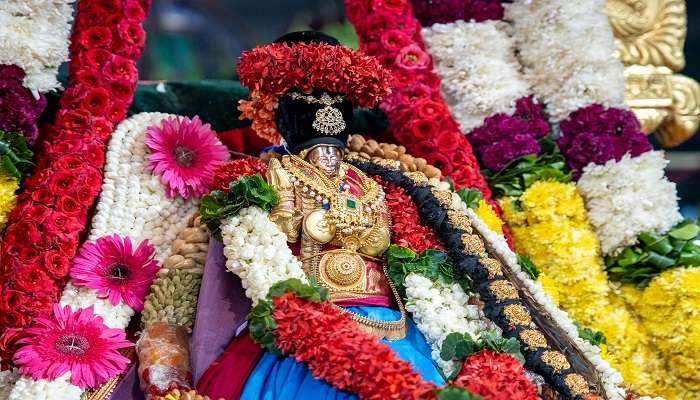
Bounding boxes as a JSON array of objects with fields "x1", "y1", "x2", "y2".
[{"x1": 130, "y1": 31, "x2": 609, "y2": 400}]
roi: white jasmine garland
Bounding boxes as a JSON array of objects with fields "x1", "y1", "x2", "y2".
[
  {"x1": 0, "y1": 0, "x2": 74, "y2": 94},
  {"x1": 221, "y1": 206, "x2": 308, "y2": 305},
  {"x1": 577, "y1": 151, "x2": 683, "y2": 255},
  {"x1": 504, "y1": 0, "x2": 626, "y2": 121},
  {"x1": 404, "y1": 273, "x2": 492, "y2": 377},
  {"x1": 9, "y1": 113, "x2": 205, "y2": 399},
  {"x1": 0, "y1": 369, "x2": 19, "y2": 400},
  {"x1": 422, "y1": 20, "x2": 529, "y2": 132}
]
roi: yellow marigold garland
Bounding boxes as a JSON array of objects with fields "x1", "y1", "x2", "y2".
[
  {"x1": 500, "y1": 180, "x2": 664, "y2": 395},
  {"x1": 474, "y1": 199, "x2": 503, "y2": 235},
  {"x1": 0, "y1": 173, "x2": 19, "y2": 231}
]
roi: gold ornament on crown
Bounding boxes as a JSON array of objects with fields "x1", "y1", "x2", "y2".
[{"x1": 606, "y1": 0, "x2": 699, "y2": 146}]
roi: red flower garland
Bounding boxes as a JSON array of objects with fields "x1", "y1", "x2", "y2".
[
  {"x1": 272, "y1": 292, "x2": 439, "y2": 400},
  {"x1": 345, "y1": 0, "x2": 491, "y2": 197},
  {"x1": 454, "y1": 350, "x2": 538, "y2": 400},
  {"x1": 0, "y1": 0, "x2": 150, "y2": 364},
  {"x1": 211, "y1": 158, "x2": 268, "y2": 192},
  {"x1": 376, "y1": 177, "x2": 444, "y2": 253}
]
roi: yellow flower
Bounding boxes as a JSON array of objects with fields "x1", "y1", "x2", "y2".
[
  {"x1": 636, "y1": 268, "x2": 700, "y2": 396},
  {"x1": 0, "y1": 173, "x2": 18, "y2": 231},
  {"x1": 500, "y1": 180, "x2": 663, "y2": 396},
  {"x1": 475, "y1": 199, "x2": 503, "y2": 235}
]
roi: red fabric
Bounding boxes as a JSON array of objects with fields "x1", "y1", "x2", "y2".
[
  {"x1": 217, "y1": 126, "x2": 272, "y2": 156},
  {"x1": 196, "y1": 331, "x2": 262, "y2": 400}
]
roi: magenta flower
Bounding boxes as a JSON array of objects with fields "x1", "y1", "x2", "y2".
[
  {"x1": 14, "y1": 304, "x2": 131, "y2": 388},
  {"x1": 71, "y1": 234, "x2": 159, "y2": 311},
  {"x1": 145, "y1": 115, "x2": 229, "y2": 199}
]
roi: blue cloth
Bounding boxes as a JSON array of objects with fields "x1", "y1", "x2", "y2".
[{"x1": 241, "y1": 306, "x2": 445, "y2": 400}]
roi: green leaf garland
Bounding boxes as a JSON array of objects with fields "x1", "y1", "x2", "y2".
[
  {"x1": 605, "y1": 220, "x2": 700, "y2": 286},
  {"x1": 199, "y1": 174, "x2": 279, "y2": 239}
]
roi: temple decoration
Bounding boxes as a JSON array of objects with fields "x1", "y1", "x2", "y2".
[{"x1": 606, "y1": 0, "x2": 700, "y2": 146}]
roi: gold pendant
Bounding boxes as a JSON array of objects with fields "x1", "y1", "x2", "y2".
[
  {"x1": 319, "y1": 250, "x2": 366, "y2": 289},
  {"x1": 312, "y1": 105, "x2": 346, "y2": 135}
]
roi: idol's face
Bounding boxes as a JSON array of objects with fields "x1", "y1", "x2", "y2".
[{"x1": 305, "y1": 145, "x2": 342, "y2": 177}]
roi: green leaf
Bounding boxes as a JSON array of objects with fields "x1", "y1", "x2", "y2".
[
  {"x1": 576, "y1": 322, "x2": 607, "y2": 346},
  {"x1": 437, "y1": 387, "x2": 484, "y2": 400},
  {"x1": 606, "y1": 219, "x2": 700, "y2": 286},
  {"x1": 669, "y1": 223, "x2": 700, "y2": 240},
  {"x1": 518, "y1": 255, "x2": 541, "y2": 280},
  {"x1": 440, "y1": 332, "x2": 463, "y2": 361},
  {"x1": 199, "y1": 174, "x2": 279, "y2": 238},
  {"x1": 0, "y1": 130, "x2": 34, "y2": 180},
  {"x1": 456, "y1": 188, "x2": 483, "y2": 209}
]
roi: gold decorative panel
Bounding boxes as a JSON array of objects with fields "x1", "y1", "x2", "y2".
[{"x1": 606, "y1": 0, "x2": 699, "y2": 147}]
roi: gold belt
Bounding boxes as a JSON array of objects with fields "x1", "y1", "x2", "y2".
[{"x1": 299, "y1": 249, "x2": 407, "y2": 341}]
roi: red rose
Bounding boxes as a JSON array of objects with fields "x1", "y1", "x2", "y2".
[
  {"x1": 415, "y1": 99, "x2": 447, "y2": 120},
  {"x1": 407, "y1": 118, "x2": 438, "y2": 141},
  {"x1": 106, "y1": 101, "x2": 128, "y2": 124},
  {"x1": 77, "y1": 26, "x2": 113, "y2": 49},
  {"x1": 104, "y1": 54, "x2": 137, "y2": 82},
  {"x1": 55, "y1": 154, "x2": 84, "y2": 170},
  {"x1": 379, "y1": 29, "x2": 412, "y2": 54},
  {"x1": 80, "y1": 87, "x2": 111, "y2": 115},
  {"x1": 56, "y1": 109, "x2": 92, "y2": 132},
  {"x1": 19, "y1": 204, "x2": 52, "y2": 223},
  {"x1": 84, "y1": 143, "x2": 106, "y2": 168},
  {"x1": 124, "y1": 0, "x2": 146, "y2": 21},
  {"x1": 56, "y1": 236, "x2": 80, "y2": 256},
  {"x1": 109, "y1": 79, "x2": 134, "y2": 102},
  {"x1": 4, "y1": 222, "x2": 40, "y2": 244},
  {"x1": 91, "y1": 117, "x2": 114, "y2": 142},
  {"x1": 433, "y1": 131, "x2": 460, "y2": 152},
  {"x1": 374, "y1": 0, "x2": 409, "y2": 14},
  {"x1": 41, "y1": 251, "x2": 71, "y2": 279},
  {"x1": 44, "y1": 211, "x2": 82, "y2": 235},
  {"x1": 78, "y1": 167, "x2": 102, "y2": 191},
  {"x1": 16, "y1": 246, "x2": 40, "y2": 264},
  {"x1": 426, "y1": 152, "x2": 453, "y2": 175},
  {"x1": 55, "y1": 195, "x2": 82, "y2": 216},
  {"x1": 83, "y1": 48, "x2": 112, "y2": 69},
  {"x1": 13, "y1": 265, "x2": 53, "y2": 293},
  {"x1": 74, "y1": 68, "x2": 104, "y2": 88},
  {"x1": 345, "y1": 0, "x2": 370, "y2": 26},
  {"x1": 49, "y1": 170, "x2": 79, "y2": 194},
  {"x1": 118, "y1": 20, "x2": 146, "y2": 48}
]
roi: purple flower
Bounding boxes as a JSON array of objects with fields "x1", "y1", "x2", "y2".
[
  {"x1": 0, "y1": 65, "x2": 47, "y2": 144},
  {"x1": 558, "y1": 104, "x2": 652, "y2": 178},
  {"x1": 469, "y1": 96, "x2": 551, "y2": 171},
  {"x1": 412, "y1": 0, "x2": 503, "y2": 26}
]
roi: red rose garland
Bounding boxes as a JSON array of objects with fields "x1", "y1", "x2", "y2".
[
  {"x1": 345, "y1": 0, "x2": 490, "y2": 197},
  {"x1": 376, "y1": 177, "x2": 444, "y2": 253},
  {"x1": 454, "y1": 350, "x2": 539, "y2": 400},
  {"x1": 272, "y1": 292, "x2": 439, "y2": 400},
  {"x1": 0, "y1": 0, "x2": 150, "y2": 364}
]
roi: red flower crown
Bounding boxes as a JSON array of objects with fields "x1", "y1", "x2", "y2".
[{"x1": 237, "y1": 42, "x2": 392, "y2": 144}]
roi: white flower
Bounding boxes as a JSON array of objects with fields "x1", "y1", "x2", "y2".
[
  {"x1": 577, "y1": 151, "x2": 683, "y2": 254},
  {"x1": 404, "y1": 273, "x2": 492, "y2": 377},
  {"x1": 8, "y1": 374, "x2": 81, "y2": 400},
  {"x1": 221, "y1": 206, "x2": 307, "y2": 305},
  {"x1": 505, "y1": 0, "x2": 625, "y2": 121},
  {"x1": 0, "y1": 369, "x2": 19, "y2": 400},
  {"x1": 422, "y1": 20, "x2": 529, "y2": 132},
  {"x1": 0, "y1": 0, "x2": 74, "y2": 93}
]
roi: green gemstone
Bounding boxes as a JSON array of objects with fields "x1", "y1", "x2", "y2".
[{"x1": 346, "y1": 199, "x2": 356, "y2": 209}]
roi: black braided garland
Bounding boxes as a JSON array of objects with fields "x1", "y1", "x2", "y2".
[{"x1": 350, "y1": 159, "x2": 602, "y2": 400}]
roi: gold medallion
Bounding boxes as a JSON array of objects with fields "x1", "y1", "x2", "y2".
[{"x1": 319, "y1": 250, "x2": 366, "y2": 289}]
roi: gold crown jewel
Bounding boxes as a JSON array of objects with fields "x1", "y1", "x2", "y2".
[{"x1": 288, "y1": 92, "x2": 346, "y2": 135}]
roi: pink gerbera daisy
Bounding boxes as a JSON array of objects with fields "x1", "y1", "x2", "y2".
[
  {"x1": 71, "y1": 234, "x2": 159, "y2": 311},
  {"x1": 14, "y1": 304, "x2": 132, "y2": 388},
  {"x1": 145, "y1": 115, "x2": 229, "y2": 199}
]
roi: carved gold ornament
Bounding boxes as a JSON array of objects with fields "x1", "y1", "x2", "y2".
[{"x1": 606, "y1": 0, "x2": 699, "y2": 146}]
